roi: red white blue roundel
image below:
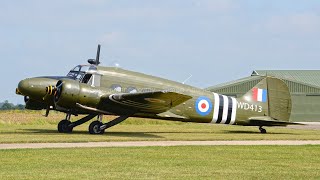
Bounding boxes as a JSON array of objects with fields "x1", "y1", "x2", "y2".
[{"x1": 195, "y1": 96, "x2": 212, "y2": 116}]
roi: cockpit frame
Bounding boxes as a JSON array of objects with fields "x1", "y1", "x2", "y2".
[{"x1": 67, "y1": 65, "x2": 100, "y2": 87}]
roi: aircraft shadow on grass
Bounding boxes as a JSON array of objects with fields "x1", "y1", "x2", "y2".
[
  {"x1": 17, "y1": 129, "x2": 163, "y2": 138},
  {"x1": 155, "y1": 131, "x2": 297, "y2": 135},
  {"x1": 223, "y1": 130, "x2": 298, "y2": 135},
  {"x1": 2, "y1": 129, "x2": 296, "y2": 136}
]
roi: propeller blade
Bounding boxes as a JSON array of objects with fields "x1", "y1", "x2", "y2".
[{"x1": 44, "y1": 106, "x2": 50, "y2": 117}]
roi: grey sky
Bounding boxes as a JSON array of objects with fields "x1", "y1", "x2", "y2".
[{"x1": 1, "y1": 0, "x2": 320, "y2": 104}]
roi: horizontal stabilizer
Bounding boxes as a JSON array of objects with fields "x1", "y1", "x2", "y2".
[{"x1": 247, "y1": 116, "x2": 303, "y2": 127}]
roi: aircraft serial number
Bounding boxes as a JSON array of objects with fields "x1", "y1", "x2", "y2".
[{"x1": 237, "y1": 102, "x2": 262, "y2": 112}]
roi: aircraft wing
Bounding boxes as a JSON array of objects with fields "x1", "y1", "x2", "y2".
[
  {"x1": 107, "y1": 91, "x2": 192, "y2": 114},
  {"x1": 247, "y1": 116, "x2": 303, "y2": 126}
]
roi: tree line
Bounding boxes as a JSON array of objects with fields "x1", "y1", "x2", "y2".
[{"x1": 0, "y1": 100, "x2": 25, "y2": 110}]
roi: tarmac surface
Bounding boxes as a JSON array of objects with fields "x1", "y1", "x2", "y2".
[{"x1": 1, "y1": 140, "x2": 320, "y2": 150}]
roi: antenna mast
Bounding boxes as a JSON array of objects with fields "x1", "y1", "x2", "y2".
[{"x1": 96, "y1": 44, "x2": 101, "y2": 65}]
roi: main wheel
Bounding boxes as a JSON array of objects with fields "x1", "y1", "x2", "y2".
[
  {"x1": 89, "y1": 121, "x2": 105, "y2": 134},
  {"x1": 58, "y1": 120, "x2": 73, "y2": 133}
]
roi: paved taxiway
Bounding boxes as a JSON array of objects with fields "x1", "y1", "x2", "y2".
[{"x1": 1, "y1": 140, "x2": 320, "y2": 150}]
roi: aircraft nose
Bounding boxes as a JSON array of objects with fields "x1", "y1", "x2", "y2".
[{"x1": 16, "y1": 77, "x2": 60, "y2": 101}]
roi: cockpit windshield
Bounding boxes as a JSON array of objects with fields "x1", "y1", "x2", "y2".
[{"x1": 67, "y1": 65, "x2": 97, "y2": 81}]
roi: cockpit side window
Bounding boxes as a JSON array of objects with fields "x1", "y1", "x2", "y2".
[
  {"x1": 76, "y1": 74, "x2": 83, "y2": 80},
  {"x1": 80, "y1": 74, "x2": 101, "y2": 87},
  {"x1": 67, "y1": 65, "x2": 98, "y2": 84},
  {"x1": 81, "y1": 74, "x2": 93, "y2": 84},
  {"x1": 72, "y1": 66, "x2": 81, "y2": 71},
  {"x1": 80, "y1": 66, "x2": 90, "y2": 72}
]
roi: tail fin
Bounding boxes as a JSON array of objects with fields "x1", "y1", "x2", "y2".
[{"x1": 239, "y1": 77, "x2": 292, "y2": 122}]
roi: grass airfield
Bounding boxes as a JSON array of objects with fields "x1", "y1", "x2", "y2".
[
  {"x1": 1, "y1": 110, "x2": 320, "y2": 179},
  {"x1": 1, "y1": 110, "x2": 320, "y2": 143},
  {"x1": 1, "y1": 146, "x2": 320, "y2": 179}
]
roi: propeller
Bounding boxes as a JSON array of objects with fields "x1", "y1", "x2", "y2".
[
  {"x1": 42, "y1": 84, "x2": 60, "y2": 116},
  {"x1": 43, "y1": 86, "x2": 56, "y2": 117},
  {"x1": 41, "y1": 81, "x2": 63, "y2": 117},
  {"x1": 54, "y1": 80, "x2": 63, "y2": 103},
  {"x1": 88, "y1": 44, "x2": 101, "y2": 66},
  {"x1": 42, "y1": 81, "x2": 64, "y2": 117}
]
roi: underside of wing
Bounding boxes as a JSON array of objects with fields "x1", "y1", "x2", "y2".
[
  {"x1": 157, "y1": 111, "x2": 188, "y2": 119},
  {"x1": 106, "y1": 91, "x2": 192, "y2": 114}
]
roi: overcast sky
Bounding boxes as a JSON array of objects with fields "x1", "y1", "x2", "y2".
[{"x1": 1, "y1": 0, "x2": 320, "y2": 104}]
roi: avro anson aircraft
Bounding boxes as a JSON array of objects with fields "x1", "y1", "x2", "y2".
[{"x1": 16, "y1": 45, "x2": 298, "y2": 134}]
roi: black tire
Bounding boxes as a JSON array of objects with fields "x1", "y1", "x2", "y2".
[
  {"x1": 58, "y1": 120, "x2": 73, "y2": 133},
  {"x1": 260, "y1": 128, "x2": 267, "y2": 134},
  {"x1": 89, "y1": 121, "x2": 105, "y2": 134}
]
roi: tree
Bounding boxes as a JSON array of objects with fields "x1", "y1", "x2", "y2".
[
  {"x1": 0, "y1": 100, "x2": 25, "y2": 110},
  {"x1": 1, "y1": 100, "x2": 14, "y2": 110},
  {"x1": 16, "y1": 104, "x2": 25, "y2": 110}
]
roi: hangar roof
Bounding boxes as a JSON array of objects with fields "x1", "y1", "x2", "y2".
[
  {"x1": 205, "y1": 76, "x2": 263, "y2": 91},
  {"x1": 252, "y1": 70, "x2": 320, "y2": 88},
  {"x1": 206, "y1": 70, "x2": 320, "y2": 91}
]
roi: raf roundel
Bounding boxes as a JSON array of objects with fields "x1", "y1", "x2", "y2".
[{"x1": 195, "y1": 96, "x2": 212, "y2": 116}]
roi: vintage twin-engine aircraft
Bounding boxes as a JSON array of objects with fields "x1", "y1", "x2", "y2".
[{"x1": 16, "y1": 45, "x2": 298, "y2": 134}]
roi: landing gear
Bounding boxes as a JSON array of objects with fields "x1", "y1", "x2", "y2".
[
  {"x1": 58, "y1": 120, "x2": 73, "y2": 133},
  {"x1": 58, "y1": 114, "x2": 72, "y2": 133},
  {"x1": 259, "y1": 126, "x2": 267, "y2": 134},
  {"x1": 89, "y1": 121, "x2": 104, "y2": 134},
  {"x1": 89, "y1": 115, "x2": 129, "y2": 135},
  {"x1": 57, "y1": 114, "x2": 97, "y2": 133},
  {"x1": 56, "y1": 113, "x2": 129, "y2": 134}
]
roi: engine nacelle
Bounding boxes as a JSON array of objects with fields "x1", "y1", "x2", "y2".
[{"x1": 54, "y1": 80, "x2": 102, "y2": 109}]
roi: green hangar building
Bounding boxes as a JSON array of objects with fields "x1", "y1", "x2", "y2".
[{"x1": 206, "y1": 70, "x2": 320, "y2": 122}]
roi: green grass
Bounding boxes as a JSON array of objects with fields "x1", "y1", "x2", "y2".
[
  {"x1": 0, "y1": 110, "x2": 182, "y2": 125},
  {"x1": 1, "y1": 111, "x2": 319, "y2": 179},
  {"x1": 1, "y1": 110, "x2": 320, "y2": 143},
  {"x1": 0, "y1": 146, "x2": 320, "y2": 179}
]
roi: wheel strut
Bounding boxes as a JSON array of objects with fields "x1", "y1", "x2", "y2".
[
  {"x1": 89, "y1": 115, "x2": 129, "y2": 134},
  {"x1": 58, "y1": 114, "x2": 97, "y2": 133},
  {"x1": 100, "y1": 115, "x2": 129, "y2": 130},
  {"x1": 66, "y1": 114, "x2": 71, "y2": 121},
  {"x1": 70, "y1": 114, "x2": 97, "y2": 127}
]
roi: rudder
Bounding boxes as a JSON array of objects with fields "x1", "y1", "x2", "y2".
[
  {"x1": 267, "y1": 77, "x2": 292, "y2": 121},
  {"x1": 238, "y1": 77, "x2": 292, "y2": 122}
]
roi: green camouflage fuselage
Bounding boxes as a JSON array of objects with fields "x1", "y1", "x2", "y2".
[{"x1": 17, "y1": 65, "x2": 291, "y2": 126}]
